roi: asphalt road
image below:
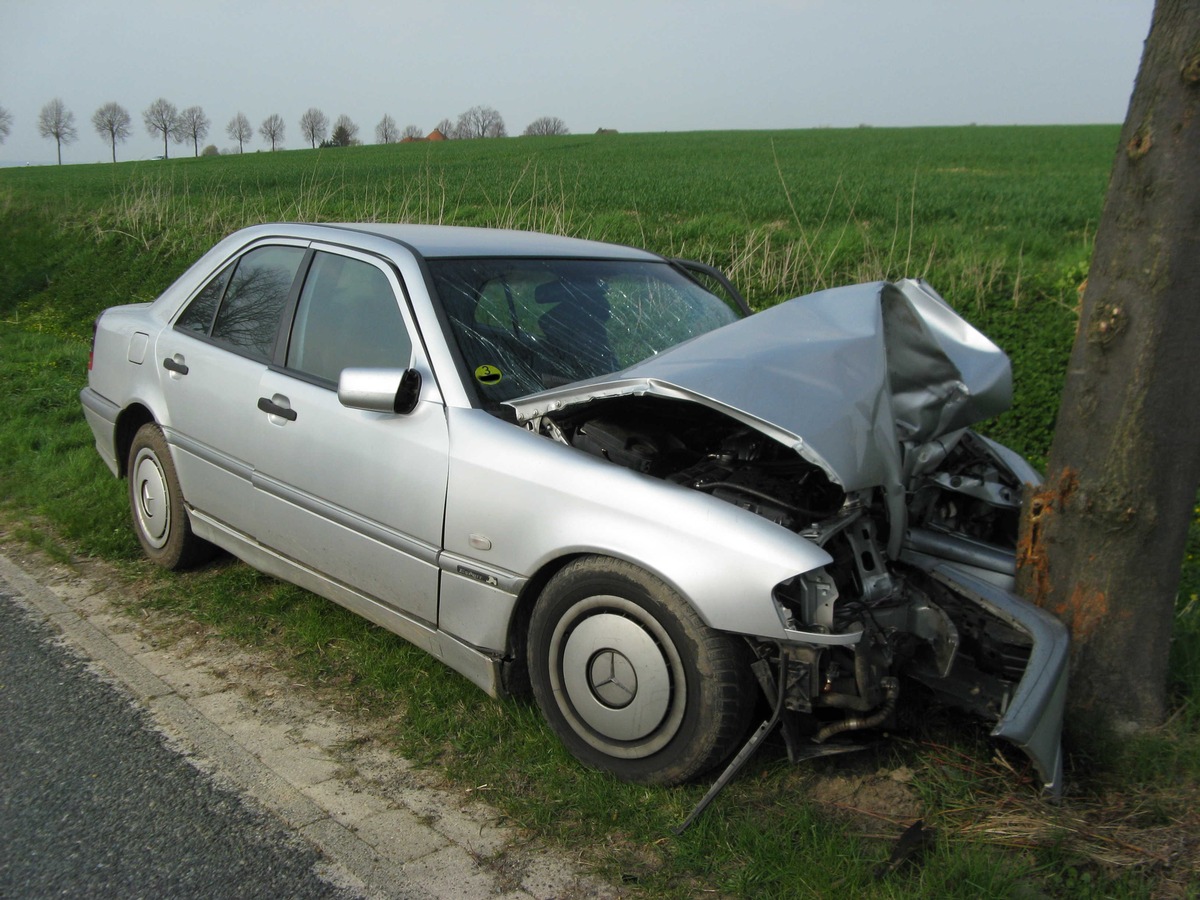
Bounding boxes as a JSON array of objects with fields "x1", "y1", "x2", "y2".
[{"x1": 0, "y1": 584, "x2": 354, "y2": 899}]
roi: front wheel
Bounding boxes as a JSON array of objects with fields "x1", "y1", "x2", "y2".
[
  {"x1": 128, "y1": 423, "x2": 213, "y2": 570},
  {"x1": 528, "y1": 556, "x2": 755, "y2": 785}
]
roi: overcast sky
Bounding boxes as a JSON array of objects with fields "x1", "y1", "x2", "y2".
[{"x1": 0, "y1": 0, "x2": 1154, "y2": 165}]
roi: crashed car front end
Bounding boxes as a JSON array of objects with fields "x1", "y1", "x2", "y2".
[{"x1": 509, "y1": 279, "x2": 1068, "y2": 795}]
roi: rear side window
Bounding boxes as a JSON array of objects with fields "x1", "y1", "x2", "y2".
[
  {"x1": 210, "y1": 246, "x2": 306, "y2": 359},
  {"x1": 176, "y1": 245, "x2": 306, "y2": 360},
  {"x1": 176, "y1": 261, "x2": 233, "y2": 335},
  {"x1": 286, "y1": 252, "x2": 413, "y2": 383}
]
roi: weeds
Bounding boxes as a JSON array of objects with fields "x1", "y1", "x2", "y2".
[{"x1": 80, "y1": 151, "x2": 591, "y2": 260}]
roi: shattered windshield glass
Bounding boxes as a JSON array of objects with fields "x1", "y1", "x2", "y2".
[{"x1": 427, "y1": 258, "x2": 740, "y2": 404}]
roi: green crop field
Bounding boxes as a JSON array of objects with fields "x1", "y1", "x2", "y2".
[
  {"x1": 1, "y1": 125, "x2": 1119, "y2": 464},
  {"x1": 3, "y1": 126, "x2": 1198, "y2": 896}
]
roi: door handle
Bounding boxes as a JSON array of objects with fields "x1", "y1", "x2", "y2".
[
  {"x1": 163, "y1": 357, "x2": 189, "y2": 375},
  {"x1": 257, "y1": 397, "x2": 297, "y2": 421}
]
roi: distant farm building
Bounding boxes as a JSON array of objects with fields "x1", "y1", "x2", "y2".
[{"x1": 400, "y1": 128, "x2": 448, "y2": 143}]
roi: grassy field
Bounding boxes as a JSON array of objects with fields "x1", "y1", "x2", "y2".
[
  {"x1": 2, "y1": 125, "x2": 1117, "y2": 463},
  {"x1": 3, "y1": 126, "x2": 1198, "y2": 895}
]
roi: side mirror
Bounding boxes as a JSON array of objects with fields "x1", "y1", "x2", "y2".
[{"x1": 338, "y1": 367, "x2": 422, "y2": 415}]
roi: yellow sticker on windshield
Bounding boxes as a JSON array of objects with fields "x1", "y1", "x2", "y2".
[{"x1": 474, "y1": 364, "x2": 503, "y2": 385}]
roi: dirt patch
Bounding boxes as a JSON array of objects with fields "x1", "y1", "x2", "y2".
[{"x1": 809, "y1": 767, "x2": 924, "y2": 826}]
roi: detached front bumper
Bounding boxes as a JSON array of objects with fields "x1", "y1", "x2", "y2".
[{"x1": 929, "y1": 562, "x2": 1069, "y2": 797}]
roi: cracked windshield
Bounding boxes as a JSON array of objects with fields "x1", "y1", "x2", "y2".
[{"x1": 428, "y1": 258, "x2": 740, "y2": 404}]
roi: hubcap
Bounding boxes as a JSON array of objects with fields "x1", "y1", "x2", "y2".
[
  {"x1": 550, "y1": 595, "x2": 687, "y2": 758},
  {"x1": 132, "y1": 450, "x2": 170, "y2": 549}
]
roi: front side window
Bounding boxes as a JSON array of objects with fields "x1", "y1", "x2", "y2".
[
  {"x1": 286, "y1": 252, "x2": 412, "y2": 383},
  {"x1": 204, "y1": 245, "x2": 306, "y2": 359},
  {"x1": 428, "y1": 258, "x2": 740, "y2": 403}
]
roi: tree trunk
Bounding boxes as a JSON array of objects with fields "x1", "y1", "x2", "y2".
[{"x1": 1016, "y1": 0, "x2": 1200, "y2": 732}]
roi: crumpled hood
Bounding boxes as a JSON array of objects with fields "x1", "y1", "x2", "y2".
[{"x1": 507, "y1": 279, "x2": 1012, "y2": 494}]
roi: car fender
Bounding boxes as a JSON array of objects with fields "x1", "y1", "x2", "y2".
[{"x1": 441, "y1": 408, "x2": 832, "y2": 642}]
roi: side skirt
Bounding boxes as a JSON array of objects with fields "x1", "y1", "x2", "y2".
[{"x1": 188, "y1": 509, "x2": 506, "y2": 698}]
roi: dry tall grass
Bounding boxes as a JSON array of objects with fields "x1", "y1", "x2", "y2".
[{"x1": 87, "y1": 159, "x2": 1055, "y2": 318}]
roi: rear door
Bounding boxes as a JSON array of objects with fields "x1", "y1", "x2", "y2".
[
  {"x1": 252, "y1": 247, "x2": 449, "y2": 624},
  {"x1": 157, "y1": 241, "x2": 308, "y2": 537}
]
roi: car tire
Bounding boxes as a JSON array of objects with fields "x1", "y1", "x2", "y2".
[
  {"x1": 528, "y1": 556, "x2": 755, "y2": 785},
  {"x1": 128, "y1": 423, "x2": 213, "y2": 570}
]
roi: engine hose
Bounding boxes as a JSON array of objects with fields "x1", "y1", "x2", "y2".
[{"x1": 814, "y1": 677, "x2": 899, "y2": 743}]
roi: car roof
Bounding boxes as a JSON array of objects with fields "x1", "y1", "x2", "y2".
[{"x1": 235, "y1": 222, "x2": 660, "y2": 262}]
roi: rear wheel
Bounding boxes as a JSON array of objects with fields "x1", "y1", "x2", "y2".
[
  {"x1": 528, "y1": 556, "x2": 755, "y2": 784},
  {"x1": 128, "y1": 423, "x2": 213, "y2": 570}
]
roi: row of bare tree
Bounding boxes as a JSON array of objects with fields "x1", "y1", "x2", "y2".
[{"x1": 0, "y1": 99, "x2": 570, "y2": 164}]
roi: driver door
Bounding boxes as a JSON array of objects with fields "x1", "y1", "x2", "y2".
[{"x1": 252, "y1": 248, "x2": 449, "y2": 625}]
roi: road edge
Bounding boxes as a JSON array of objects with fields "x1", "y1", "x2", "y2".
[{"x1": 0, "y1": 549, "x2": 615, "y2": 900}]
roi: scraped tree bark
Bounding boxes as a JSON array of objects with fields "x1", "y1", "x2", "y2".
[{"x1": 1016, "y1": 0, "x2": 1200, "y2": 732}]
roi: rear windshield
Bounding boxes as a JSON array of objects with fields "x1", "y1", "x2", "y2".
[{"x1": 427, "y1": 258, "x2": 739, "y2": 403}]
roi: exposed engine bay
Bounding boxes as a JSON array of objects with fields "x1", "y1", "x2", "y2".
[{"x1": 531, "y1": 393, "x2": 1046, "y2": 781}]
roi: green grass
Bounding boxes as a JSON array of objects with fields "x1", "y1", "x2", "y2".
[
  {"x1": 3, "y1": 126, "x2": 1111, "y2": 464},
  {"x1": 4, "y1": 127, "x2": 1115, "y2": 304},
  {"x1": 3, "y1": 127, "x2": 1198, "y2": 896}
]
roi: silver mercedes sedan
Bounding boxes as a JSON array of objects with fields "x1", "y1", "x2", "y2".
[{"x1": 81, "y1": 223, "x2": 1067, "y2": 795}]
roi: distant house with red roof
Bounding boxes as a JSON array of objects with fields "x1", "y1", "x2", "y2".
[{"x1": 401, "y1": 128, "x2": 448, "y2": 143}]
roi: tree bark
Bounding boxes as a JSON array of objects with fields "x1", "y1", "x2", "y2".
[{"x1": 1016, "y1": 0, "x2": 1200, "y2": 731}]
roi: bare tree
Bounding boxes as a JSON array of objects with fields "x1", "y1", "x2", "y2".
[
  {"x1": 91, "y1": 102, "x2": 132, "y2": 163},
  {"x1": 454, "y1": 105, "x2": 506, "y2": 139},
  {"x1": 143, "y1": 98, "x2": 181, "y2": 159},
  {"x1": 259, "y1": 113, "x2": 285, "y2": 151},
  {"x1": 331, "y1": 114, "x2": 359, "y2": 146},
  {"x1": 1017, "y1": 0, "x2": 1200, "y2": 734},
  {"x1": 375, "y1": 114, "x2": 398, "y2": 144},
  {"x1": 178, "y1": 106, "x2": 210, "y2": 157},
  {"x1": 299, "y1": 107, "x2": 328, "y2": 149},
  {"x1": 523, "y1": 116, "x2": 569, "y2": 136},
  {"x1": 38, "y1": 98, "x2": 77, "y2": 165},
  {"x1": 0, "y1": 106, "x2": 12, "y2": 145},
  {"x1": 433, "y1": 118, "x2": 455, "y2": 138},
  {"x1": 226, "y1": 112, "x2": 252, "y2": 153},
  {"x1": 400, "y1": 124, "x2": 424, "y2": 140}
]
